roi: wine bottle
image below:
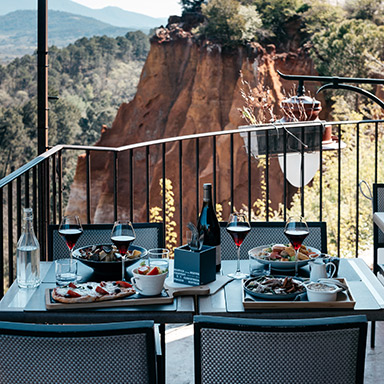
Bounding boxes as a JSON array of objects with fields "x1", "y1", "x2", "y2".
[{"x1": 197, "y1": 183, "x2": 221, "y2": 272}]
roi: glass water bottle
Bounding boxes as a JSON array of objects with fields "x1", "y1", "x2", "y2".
[{"x1": 17, "y1": 208, "x2": 41, "y2": 288}]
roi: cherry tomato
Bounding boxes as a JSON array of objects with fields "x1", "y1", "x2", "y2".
[
  {"x1": 68, "y1": 282, "x2": 77, "y2": 289},
  {"x1": 67, "y1": 289, "x2": 81, "y2": 298},
  {"x1": 116, "y1": 281, "x2": 132, "y2": 288},
  {"x1": 96, "y1": 286, "x2": 108, "y2": 295}
]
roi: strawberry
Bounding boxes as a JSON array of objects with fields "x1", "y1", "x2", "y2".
[
  {"x1": 138, "y1": 266, "x2": 150, "y2": 275},
  {"x1": 147, "y1": 267, "x2": 159, "y2": 276}
]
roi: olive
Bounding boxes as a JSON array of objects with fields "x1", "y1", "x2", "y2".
[
  {"x1": 115, "y1": 288, "x2": 121, "y2": 294},
  {"x1": 87, "y1": 285, "x2": 93, "y2": 290}
]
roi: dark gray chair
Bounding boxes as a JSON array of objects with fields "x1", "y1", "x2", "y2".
[
  {"x1": 194, "y1": 315, "x2": 367, "y2": 384},
  {"x1": 48, "y1": 222, "x2": 164, "y2": 260},
  {"x1": 371, "y1": 183, "x2": 384, "y2": 348},
  {"x1": 220, "y1": 221, "x2": 327, "y2": 260},
  {"x1": 0, "y1": 320, "x2": 158, "y2": 384}
]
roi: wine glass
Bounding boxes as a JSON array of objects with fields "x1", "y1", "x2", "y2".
[
  {"x1": 226, "y1": 213, "x2": 251, "y2": 279},
  {"x1": 111, "y1": 220, "x2": 136, "y2": 281},
  {"x1": 284, "y1": 216, "x2": 309, "y2": 276},
  {"x1": 58, "y1": 215, "x2": 83, "y2": 260}
]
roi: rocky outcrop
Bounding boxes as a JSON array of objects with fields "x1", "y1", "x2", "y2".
[{"x1": 66, "y1": 24, "x2": 325, "y2": 231}]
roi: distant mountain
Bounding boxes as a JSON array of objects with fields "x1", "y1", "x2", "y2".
[
  {"x1": 0, "y1": 0, "x2": 168, "y2": 30},
  {"x1": 0, "y1": 10, "x2": 137, "y2": 63}
]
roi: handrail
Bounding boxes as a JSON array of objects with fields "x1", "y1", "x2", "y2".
[{"x1": 1, "y1": 119, "x2": 384, "y2": 188}]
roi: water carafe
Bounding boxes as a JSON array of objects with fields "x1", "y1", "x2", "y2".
[{"x1": 17, "y1": 208, "x2": 41, "y2": 288}]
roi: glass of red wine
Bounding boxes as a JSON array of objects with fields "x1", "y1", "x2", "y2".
[
  {"x1": 58, "y1": 215, "x2": 83, "y2": 260},
  {"x1": 226, "y1": 213, "x2": 251, "y2": 279},
  {"x1": 111, "y1": 220, "x2": 136, "y2": 281},
  {"x1": 284, "y1": 216, "x2": 309, "y2": 276}
]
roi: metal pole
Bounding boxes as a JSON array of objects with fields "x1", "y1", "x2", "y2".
[
  {"x1": 37, "y1": 0, "x2": 49, "y2": 259},
  {"x1": 37, "y1": 0, "x2": 48, "y2": 155}
]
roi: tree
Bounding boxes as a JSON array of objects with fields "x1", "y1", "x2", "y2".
[
  {"x1": 310, "y1": 19, "x2": 384, "y2": 78},
  {"x1": 199, "y1": 0, "x2": 262, "y2": 47},
  {"x1": 344, "y1": 0, "x2": 384, "y2": 25},
  {"x1": 180, "y1": 0, "x2": 206, "y2": 13}
]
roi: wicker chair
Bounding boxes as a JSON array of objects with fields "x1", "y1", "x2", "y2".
[
  {"x1": 194, "y1": 315, "x2": 367, "y2": 384},
  {"x1": 0, "y1": 320, "x2": 158, "y2": 384},
  {"x1": 220, "y1": 221, "x2": 327, "y2": 260}
]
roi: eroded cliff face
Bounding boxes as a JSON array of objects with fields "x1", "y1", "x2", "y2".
[{"x1": 66, "y1": 27, "x2": 324, "y2": 231}]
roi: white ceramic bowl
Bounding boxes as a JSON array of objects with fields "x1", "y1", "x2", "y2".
[
  {"x1": 305, "y1": 282, "x2": 342, "y2": 302},
  {"x1": 131, "y1": 267, "x2": 167, "y2": 296}
]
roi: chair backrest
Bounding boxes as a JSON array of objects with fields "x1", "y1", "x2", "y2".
[
  {"x1": 220, "y1": 221, "x2": 327, "y2": 260},
  {"x1": 48, "y1": 222, "x2": 164, "y2": 260},
  {"x1": 373, "y1": 183, "x2": 384, "y2": 274},
  {"x1": 194, "y1": 315, "x2": 367, "y2": 384},
  {"x1": 0, "y1": 320, "x2": 157, "y2": 384}
]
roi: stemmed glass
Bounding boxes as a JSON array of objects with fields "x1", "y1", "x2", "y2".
[
  {"x1": 58, "y1": 215, "x2": 83, "y2": 260},
  {"x1": 284, "y1": 216, "x2": 309, "y2": 276},
  {"x1": 111, "y1": 220, "x2": 136, "y2": 281},
  {"x1": 226, "y1": 213, "x2": 251, "y2": 279}
]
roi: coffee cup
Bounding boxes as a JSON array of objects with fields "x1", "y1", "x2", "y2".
[{"x1": 131, "y1": 267, "x2": 167, "y2": 296}]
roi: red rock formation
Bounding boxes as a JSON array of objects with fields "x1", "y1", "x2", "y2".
[{"x1": 66, "y1": 25, "x2": 325, "y2": 237}]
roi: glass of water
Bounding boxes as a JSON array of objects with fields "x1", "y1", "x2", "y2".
[{"x1": 148, "y1": 248, "x2": 169, "y2": 275}]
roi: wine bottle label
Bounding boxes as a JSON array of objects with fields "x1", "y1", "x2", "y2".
[{"x1": 215, "y1": 244, "x2": 221, "y2": 266}]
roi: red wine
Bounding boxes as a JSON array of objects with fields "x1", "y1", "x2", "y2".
[
  {"x1": 111, "y1": 235, "x2": 135, "y2": 256},
  {"x1": 284, "y1": 230, "x2": 309, "y2": 251},
  {"x1": 227, "y1": 226, "x2": 251, "y2": 247},
  {"x1": 59, "y1": 228, "x2": 82, "y2": 250}
]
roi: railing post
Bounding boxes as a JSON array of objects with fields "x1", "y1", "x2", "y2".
[{"x1": 37, "y1": 0, "x2": 48, "y2": 155}]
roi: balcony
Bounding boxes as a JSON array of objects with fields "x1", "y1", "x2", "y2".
[{"x1": 1, "y1": 118, "x2": 384, "y2": 295}]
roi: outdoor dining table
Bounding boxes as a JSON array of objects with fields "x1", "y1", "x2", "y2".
[
  {"x1": 199, "y1": 258, "x2": 384, "y2": 321},
  {"x1": 0, "y1": 261, "x2": 195, "y2": 324}
]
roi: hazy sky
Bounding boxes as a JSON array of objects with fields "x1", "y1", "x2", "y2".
[{"x1": 71, "y1": 0, "x2": 182, "y2": 18}]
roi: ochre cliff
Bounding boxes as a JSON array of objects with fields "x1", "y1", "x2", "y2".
[{"x1": 66, "y1": 25, "x2": 325, "y2": 234}]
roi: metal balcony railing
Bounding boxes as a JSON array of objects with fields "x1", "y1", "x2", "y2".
[{"x1": 1, "y1": 119, "x2": 384, "y2": 296}]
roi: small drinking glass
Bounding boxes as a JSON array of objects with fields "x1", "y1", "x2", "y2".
[
  {"x1": 226, "y1": 213, "x2": 251, "y2": 279},
  {"x1": 148, "y1": 248, "x2": 169, "y2": 275},
  {"x1": 111, "y1": 220, "x2": 136, "y2": 281},
  {"x1": 55, "y1": 258, "x2": 78, "y2": 286}
]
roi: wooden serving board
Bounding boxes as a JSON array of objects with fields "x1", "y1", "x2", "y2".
[
  {"x1": 242, "y1": 278, "x2": 356, "y2": 309},
  {"x1": 45, "y1": 284, "x2": 210, "y2": 310}
]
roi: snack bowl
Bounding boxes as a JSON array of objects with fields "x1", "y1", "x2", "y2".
[
  {"x1": 305, "y1": 282, "x2": 343, "y2": 302},
  {"x1": 73, "y1": 244, "x2": 147, "y2": 276},
  {"x1": 131, "y1": 265, "x2": 168, "y2": 296}
]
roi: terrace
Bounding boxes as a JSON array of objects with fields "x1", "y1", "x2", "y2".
[{"x1": 2, "y1": 1, "x2": 384, "y2": 382}]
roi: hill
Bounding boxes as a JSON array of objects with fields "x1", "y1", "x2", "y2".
[
  {"x1": 0, "y1": 10, "x2": 137, "y2": 62},
  {"x1": 0, "y1": 0, "x2": 167, "y2": 30}
]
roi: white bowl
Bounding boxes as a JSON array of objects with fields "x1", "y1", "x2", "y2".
[{"x1": 305, "y1": 282, "x2": 342, "y2": 302}]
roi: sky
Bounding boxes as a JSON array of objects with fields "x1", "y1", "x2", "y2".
[{"x1": 71, "y1": 0, "x2": 182, "y2": 18}]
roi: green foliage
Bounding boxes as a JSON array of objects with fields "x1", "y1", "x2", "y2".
[
  {"x1": 180, "y1": 0, "x2": 206, "y2": 13},
  {"x1": 253, "y1": 0, "x2": 305, "y2": 42},
  {"x1": 344, "y1": 0, "x2": 384, "y2": 25},
  {"x1": 310, "y1": 19, "x2": 384, "y2": 78},
  {"x1": 199, "y1": 0, "x2": 262, "y2": 47},
  {"x1": 301, "y1": 0, "x2": 345, "y2": 35},
  {"x1": 0, "y1": 32, "x2": 149, "y2": 176}
]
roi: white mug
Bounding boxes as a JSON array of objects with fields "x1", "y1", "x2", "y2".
[{"x1": 131, "y1": 268, "x2": 167, "y2": 296}]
